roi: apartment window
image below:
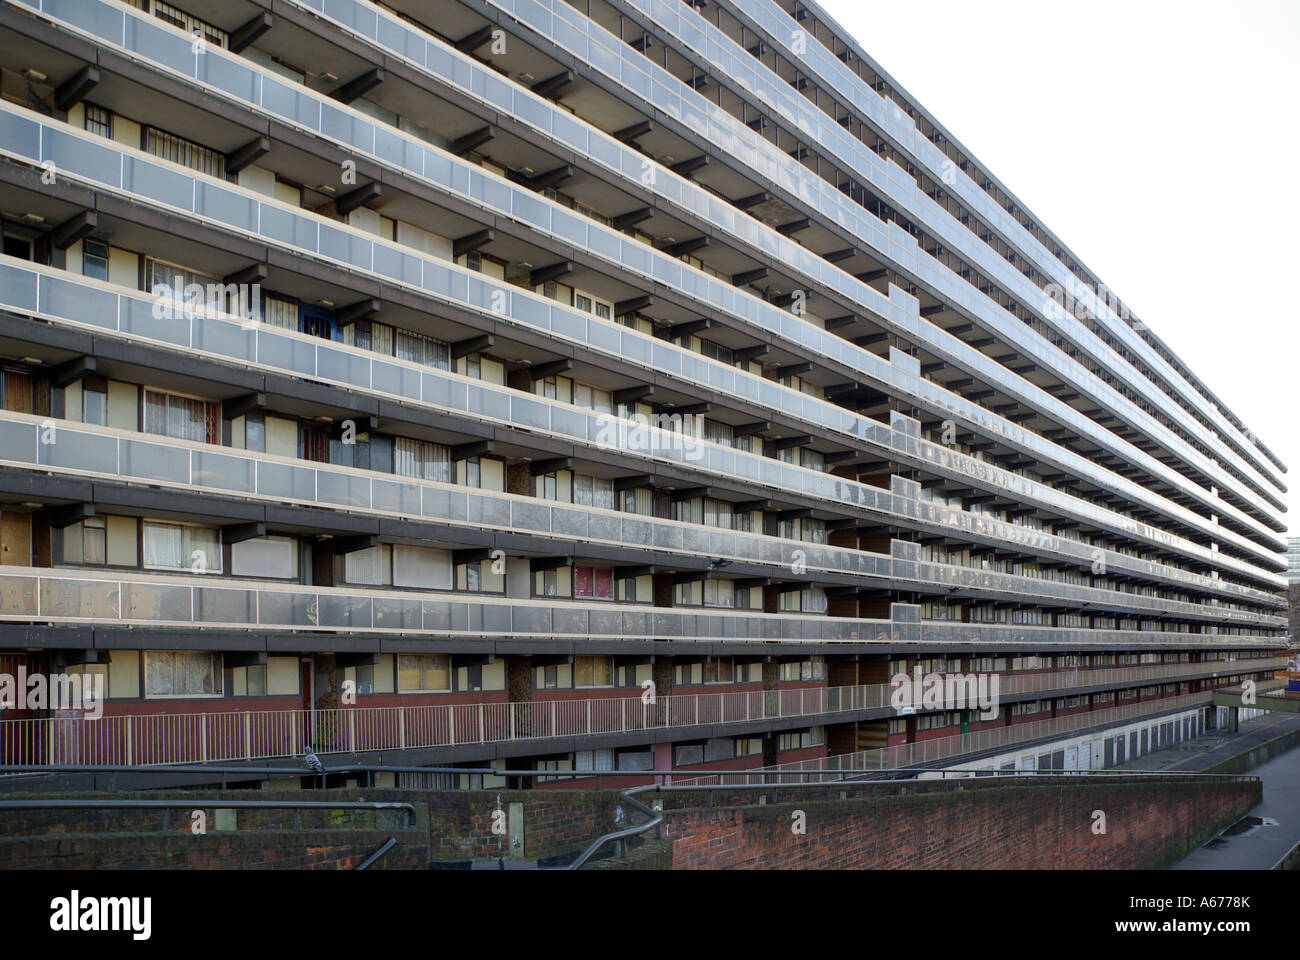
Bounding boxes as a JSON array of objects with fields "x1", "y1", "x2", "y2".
[
  {"x1": 573, "y1": 566, "x2": 613, "y2": 600},
  {"x1": 703, "y1": 499, "x2": 734, "y2": 529},
  {"x1": 83, "y1": 104, "x2": 112, "y2": 138},
  {"x1": 734, "y1": 738, "x2": 764, "y2": 757},
  {"x1": 703, "y1": 656, "x2": 733, "y2": 684},
  {"x1": 574, "y1": 655, "x2": 613, "y2": 688},
  {"x1": 79, "y1": 380, "x2": 107, "y2": 426},
  {"x1": 142, "y1": 521, "x2": 221, "y2": 573},
  {"x1": 779, "y1": 658, "x2": 826, "y2": 682},
  {"x1": 394, "y1": 437, "x2": 451, "y2": 482},
  {"x1": 344, "y1": 544, "x2": 392, "y2": 586},
  {"x1": 575, "y1": 748, "x2": 614, "y2": 772},
  {"x1": 701, "y1": 420, "x2": 733, "y2": 448},
  {"x1": 144, "y1": 259, "x2": 220, "y2": 307},
  {"x1": 62, "y1": 517, "x2": 106, "y2": 566},
  {"x1": 535, "y1": 662, "x2": 573, "y2": 690},
  {"x1": 573, "y1": 474, "x2": 615, "y2": 510},
  {"x1": 144, "y1": 126, "x2": 226, "y2": 177},
  {"x1": 573, "y1": 383, "x2": 613, "y2": 414},
  {"x1": 144, "y1": 389, "x2": 219, "y2": 444},
  {"x1": 703, "y1": 579, "x2": 734, "y2": 608},
  {"x1": 151, "y1": 1, "x2": 229, "y2": 47},
  {"x1": 145, "y1": 651, "x2": 222, "y2": 698},
  {"x1": 535, "y1": 568, "x2": 558, "y2": 597},
  {"x1": 397, "y1": 654, "x2": 450, "y2": 692},
  {"x1": 395, "y1": 328, "x2": 451, "y2": 369},
  {"x1": 261, "y1": 294, "x2": 298, "y2": 331},
  {"x1": 82, "y1": 240, "x2": 109, "y2": 281},
  {"x1": 779, "y1": 728, "x2": 825, "y2": 750},
  {"x1": 537, "y1": 473, "x2": 559, "y2": 501},
  {"x1": 698, "y1": 339, "x2": 735, "y2": 366}
]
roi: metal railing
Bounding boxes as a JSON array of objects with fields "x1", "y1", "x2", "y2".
[{"x1": 0, "y1": 666, "x2": 1282, "y2": 768}]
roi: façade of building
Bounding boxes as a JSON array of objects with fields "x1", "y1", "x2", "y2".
[{"x1": 0, "y1": 0, "x2": 1288, "y2": 788}]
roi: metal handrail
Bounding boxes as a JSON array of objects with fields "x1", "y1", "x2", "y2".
[
  {"x1": 354, "y1": 837, "x2": 398, "y2": 871},
  {"x1": 0, "y1": 664, "x2": 1282, "y2": 770}
]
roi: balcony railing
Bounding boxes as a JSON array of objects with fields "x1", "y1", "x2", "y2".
[
  {"x1": 0, "y1": 662, "x2": 1282, "y2": 768},
  {"x1": 0, "y1": 561, "x2": 1285, "y2": 649},
  {"x1": 0, "y1": 387, "x2": 1279, "y2": 623},
  {"x1": 675, "y1": 682, "x2": 1289, "y2": 784}
]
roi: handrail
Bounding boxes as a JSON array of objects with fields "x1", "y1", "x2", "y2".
[
  {"x1": 354, "y1": 837, "x2": 398, "y2": 870},
  {"x1": 0, "y1": 670, "x2": 1282, "y2": 769}
]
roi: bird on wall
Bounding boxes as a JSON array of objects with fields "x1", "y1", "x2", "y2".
[{"x1": 305, "y1": 745, "x2": 325, "y2": 788}]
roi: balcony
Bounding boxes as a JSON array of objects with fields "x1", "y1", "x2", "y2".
[{"x1": 0, "y1": 661, "x2": 1283, "y2": 768}]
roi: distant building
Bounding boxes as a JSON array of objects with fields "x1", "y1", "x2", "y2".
[{"x1": 1287, "y1": 538, "x2": 1300, "y2": 584}]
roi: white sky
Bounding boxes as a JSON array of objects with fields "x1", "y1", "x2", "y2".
[{"x1": 819, "y1": 0, "x2": 1300, "y2": 531}]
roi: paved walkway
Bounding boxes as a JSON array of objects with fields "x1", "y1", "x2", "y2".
[{"x1": 1122, "y1": 713, "x2": 1300, "y2": 870}]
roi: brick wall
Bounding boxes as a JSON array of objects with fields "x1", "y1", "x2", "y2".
[
  {"x1": 660, "y1": 776, "x2": 1259, "y2": 870},
  {"x1": 0, "y1": 788, "x2": 427, "y2": 870},
  {"x1": 426, "y1": 788, "x2": 621, "y2": 863}
]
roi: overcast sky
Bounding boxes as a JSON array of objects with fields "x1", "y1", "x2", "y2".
[{"x1": 819, "y1": 0, "x2": 1300, "y2": 532}]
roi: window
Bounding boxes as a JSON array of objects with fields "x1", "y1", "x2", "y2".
[
  {"x1": 397, "y1": 654, "x2": 450, "y2": 692},
  {"x1": 703, "y1": 579, "x2": 734, "y2": 608},
  {"x1": 230, "y1": 537, "x2": 297, "y2": 579},
  {"x1": 261, "y1": 294, "x2": 298, "y2": 331},
  {"x1": 62, "y1": 517, "x2": 106, "y2": 565},
  {"x1": 779, "y1": 728, "x2": 825, "y2": 750},
  {"x1": 573, "y1": 474, "x2": 615, "y2": 510},
  {"x1": 144, "y1": 259, "x2": 220, "y2": 308},
  {"x1": 395, "y1": 438, "x2": 451, "y2": 482},
  {"x1": 778, "y1": 658, "x2": 825, "y2": 682},
  {"x1": 145, "y1": 125, "x2": 226, "y2": 177},
  {"x1": 575, "y1": 749, "x2": 614, "y2": 772},
  {"x1": 79, "y1": 380, "x2": 107, "y2": 426},
  {"x1": 464, "y1": 561, "x2": 484, "y2": 592},
  {"x1": 151, "y1": 1, "x2": 228, "y2": 47},
  {"x1": 535, "y1": 662, "x2": 573, "y2": 690},
  {"x1": 344, "y1": 544, "x2": 392, "y2": 586},
  {"x1": 574, "y1": 655, "x2": 613, "y2": 688},
  {"x1": 535, "y1": 568, "x2": 558, "y2": 597},
  {"x1": 703, "y1": 656, "x2": 733, "y2": 683},
  {"x1": 734, "y1": 738, "x2": 764, "y2": 757},
  {"x1": 395, "y1": 328, "x2": 451, "y2": 369},
  {"x1": 82, "y1": 240, "x2": 109, "y2": 281},
  {"x1": 142, "y1": 521, "x2": 221, "y2": 573},
  {"x1": 145, "y1": 651, "x2": 222, "y2": 698},
  {"x1": 615, "y1": 748, "x2": 653, "y2": 771},
  {"x1": 573, "y1": 566, "x2": 613, "y2": 600},
  {"x1": 83, "y1": 104, "x2": 112, "y2": 138},
  {"x1": 301, "y1": 426, "x2": 329, "y2": 464},
  {"x1": 143, "y1": 389, "x2": 219, "y2": 444},
  {"x1": 573, "y1": 383, "x2": 613, "y2": 414}
]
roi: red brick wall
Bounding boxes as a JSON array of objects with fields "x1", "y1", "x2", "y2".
[{"x1": 662, "y1": 777, "x2": 1259, "y2": 870}]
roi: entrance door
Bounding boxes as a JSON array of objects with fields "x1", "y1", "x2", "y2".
[
  {"x1": 0, "y1": 511, "x2": 31, "y2": 566},
  {"x1": 300, "y1": 305, "x2": 334, "y2": 340}
]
